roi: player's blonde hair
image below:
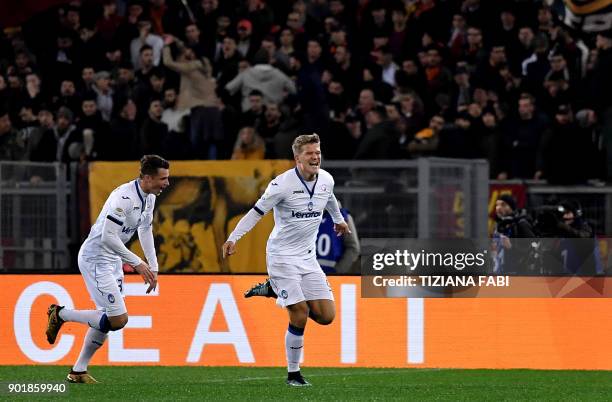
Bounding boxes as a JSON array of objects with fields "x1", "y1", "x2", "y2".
[{"x1": 292, "y1": 133, "x2": 320, "y2": 156}]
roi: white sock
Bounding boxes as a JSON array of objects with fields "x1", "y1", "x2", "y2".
[
  {"x1": 286, "y1": 324, "x2": 304, "y2": 372},
  {"x1": 59, "y1": 309, "x2": 109, "y2": 331},
  {"x1": 73, "y1": 327, "x2": 108, "y2": 372}
]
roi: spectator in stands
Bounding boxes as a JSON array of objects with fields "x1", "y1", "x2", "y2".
[
  {"x1": 54, "y1": 107, "x2": 80, "y2": 164},
  {"x1": 450, "y1": 65, "x2": 472, "y2": 114},
  {"x1": 236, "y1": 19, "x2": 257, "y2": 60},
  {"x1": 285, "y1": 11, "x2": 307, "y2": 53},
  {"x1": 215, "y1": 36, "x2": 241, "y2": 89},
  {"x1": 161, "y1": 88, "x2": 191, "y2": 160},
  {"x1": 464, "y1": 26, "x2": 487, "y2": 68},
  {"x1": 160, "y1": 87, "x2": 187, "y2": 134},
  {"x1": 297, "y1": 39, "x2": 330, "y2": 133},
  {"x1": 438, "y1": 112, "x2": 478, "y2": 159},
  {"x1": 407, "y1": 114, "x2": 445, "y2": 158},
  {"x1": 194, "y1": 0, "x2": 220, "y2": 42},
  {"x1": 423, "y1": 47, "x2": 453, "y2": 101},
  {"x1": 354, "y1": 105, "x2": 399, "y2": 159},
  {"x1": 0, "y1": 109, "x2": 27, "y2": 160},
  {"x1": 130, "y1": 19, "x2": 163, "y2": 70},
  {"x1": 2, "y1": 0, "x2": 612, "y2": 176},
  {"x1": 478, "y1": 108, "x2": 503, "y2": 179},
  {"x1": 589, "y1": 31, "x2": 612, "y2": 179},
  {"x1": 241, "y1": 0, "x2": 274, "y2": 41},
  {"x1": 241, "y1": 90, "x2": 266, "y2": 127},
  {"x1": 91, "y1": 71, "x2": 113, "y2": 122},
  {"x1": 522, "y1": 33, "x2": 551, "y2": 96},
  {"x1": 278, "y1": 28, "x2": 296, "y2": 61},
  {"x1": 225, "y1": 49, "x2": 296, "y2": 112},
  {"x1": 75, "y1": 94, "x2": 110, "y2": 160},
  {"x1": 109, "y1": 98, "x2": 139, "y2": 161},
  {"x1": 53, "y1": 79, "x2": 81, "y2": 113},
  {"x1": 80, "y1": 66, "x2": 96, "y2": 93},
  {"x1": 136, "y1": 98, "x2": 167, "y2": 155},
  {"x1": 378, "y1": 46, "x2": 399, "y2": 87},
  {"x1": 540, "y1": 104, "x2": 596, "y2": 184},
  {"x1": 28, "y1": 107, "x2": 57, "y2": 162},
  {"x1": 96, "y1": 0, "x2": 122, "y2": 45},
  {"x1": 231, "y1": 126, "x2": 265, "y2": 160},
  {"x1": 322, "y1": 106, "x2": 359, "y2": 160},
  {"x1": 500, "y1": 93, "x2": 549, "y2": 179},
  {"x1": 134, "y1": 45, "x2": 156, "y2": 83},
  {"x1": 184, "y1": 23, "x2": 210, "y2": 60},
  {"x1": 261, "y1": 35, "x2": 290, "y2": 73},
  {"x1": 256, "y1": 101, "x2": 283, "y2": 157},
  {"x1": 353, "y1": 88, "x2": 377, "y2": 131},
  {"x1": 78, "y1": 24, "x2": 108, "y2": 71},
  {"x1": 163, "y1": 35, "x2": 222, "y2": 159},
  {"x1": 134, "y1": 66, "x2": 165, "y2": 121},
  {"x1": 329, "y1": 45, "x2": 360, "y2": 102}
]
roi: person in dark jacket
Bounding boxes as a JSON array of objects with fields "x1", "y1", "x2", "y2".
[
  {"x1": 492, "y1": 194, "x2": 536, "y2": 274},
  {"x1": 552, "y1": 200, "x2": 602, "y2": 275},
  {"x1": 353, "y1": 106, "x2": 399, "y2": 159},
  {"x1": 540, "y1": 104, "x2": 596, "y2": 184},
  {"x1": 136, "y1": 99, "x2": 168, "y2": 156},
  {"x1": 500, "y1": 93, "x2": 550, "y2": 179}
]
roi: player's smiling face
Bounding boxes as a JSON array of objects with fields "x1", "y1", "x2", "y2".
[
  {"x1": 296, "y1": 143, "x2": 321, "y2": 180},
  {"x1": 142, "y1": 168, "x2": 170, "y2": 195}
]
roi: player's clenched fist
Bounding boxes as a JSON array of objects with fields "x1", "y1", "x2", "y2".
[{"x1": 222, "y1": 241, "x2": 236, "y2": 258}]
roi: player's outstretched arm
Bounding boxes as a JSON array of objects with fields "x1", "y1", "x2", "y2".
[{"x1": 223, "y1": 208, "x2": 264, "y2": 257}]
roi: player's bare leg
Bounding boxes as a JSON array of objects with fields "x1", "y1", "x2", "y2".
[
  {"x1": 284, "y1": 302, "x2": 311, "y2": 386},
  {"x1": 306, "y1": 299, "x2": 335, "y2": 325},
  {"x1": 60, "y1": 311, "x2": 128, "y2": 384}
]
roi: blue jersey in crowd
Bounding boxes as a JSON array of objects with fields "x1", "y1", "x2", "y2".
[{"x1": 316, "y1": 208, "x2": 349, "y2": 273}]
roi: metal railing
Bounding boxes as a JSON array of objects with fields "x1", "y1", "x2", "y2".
[
  {"x1": 323, "y1": 158, "x2": 490, "y2": 239},
  {"x1": 0, "y1": 162, "x2": 69, "y2": 271}
]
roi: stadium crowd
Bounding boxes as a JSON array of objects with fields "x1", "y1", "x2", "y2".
[{"x1": 0, "y1": 0, "x2": 610, "y2": 183}]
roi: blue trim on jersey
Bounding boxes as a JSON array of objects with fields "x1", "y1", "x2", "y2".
[
  {"x1": 134, "y1": 180, "x2": 145, "y2": 211},
  {"x1": 294, "y1": 167, "x2": 318, "y2": 199},
  {"x1": 288, "y1": 323, "x2": 304, "y2": 336},
  {"x1": 106, "y1": 215, "x2": 124, "y2": 226},
  {"x1": 253, "y1": 206, "x2": 264, "y2": 215}
]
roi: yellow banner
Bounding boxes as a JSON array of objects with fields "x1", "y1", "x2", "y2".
[{"x1": 89, "y1": 161, "x2": 293, "y2": 273}]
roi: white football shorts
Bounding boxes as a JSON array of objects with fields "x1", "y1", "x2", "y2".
[
  {"x1": 78, "y1": 254, "x2": 127, "y2": 317},
  {"x1": 267, "y1": 255, "x2": 334, "y2": 307}
]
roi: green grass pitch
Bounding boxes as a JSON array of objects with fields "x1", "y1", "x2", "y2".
[{"x1": 1, "y1": 366, "x2": 611, "y2": 400}]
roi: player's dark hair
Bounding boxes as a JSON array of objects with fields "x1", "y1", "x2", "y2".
[{"x1": 140, "y1": 154, "x2": 169, "y2": 177}]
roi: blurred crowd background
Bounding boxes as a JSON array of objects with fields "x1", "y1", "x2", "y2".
[{"x1": 0, "y1": 0, "x2": 611, "y2": 184}]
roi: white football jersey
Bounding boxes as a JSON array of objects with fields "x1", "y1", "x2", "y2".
[
  {"x1": 254, "y1": 167, "x2": 345, "y2": 257},
  {"x1": 79, "y1": 179, "x2": 157, "y2": 268}
]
